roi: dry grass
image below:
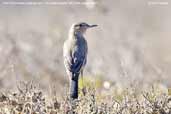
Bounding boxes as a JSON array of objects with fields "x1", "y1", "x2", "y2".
[{"x1": 0, "y1": 82, "x2": 171, "y2": 114}]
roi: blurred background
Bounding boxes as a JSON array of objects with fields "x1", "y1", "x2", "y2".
[{"x1": 0, "y1": 0, "x2": 170, "y2": 94}]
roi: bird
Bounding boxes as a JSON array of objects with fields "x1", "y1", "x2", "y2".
[{"x1": 63, "y1": 22, "x2": 97, "y2": 99}]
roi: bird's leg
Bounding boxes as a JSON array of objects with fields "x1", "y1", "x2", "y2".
[
  {"x1": 81, "y1": 70, "x2": 86, "y2": 96},
  {"x1": 81, "y1": 70, "x2": 83, "y2": 85}
]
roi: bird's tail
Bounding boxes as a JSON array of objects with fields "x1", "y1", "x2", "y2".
[{"x1": 70, "y1": 72, "x2": 79, "y2": 99}]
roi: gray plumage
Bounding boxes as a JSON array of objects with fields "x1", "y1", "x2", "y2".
[{"x1": 63, "y1": 22, "x2": 97, "y2": 99}]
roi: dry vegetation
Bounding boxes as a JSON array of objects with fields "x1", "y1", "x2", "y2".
[{"x1": 0, "y1": 82, "x2": 171, "y2": 114}]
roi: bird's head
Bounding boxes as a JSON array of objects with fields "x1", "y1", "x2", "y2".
[
  {"x1": 69, "y1": 22, "x2": 97, "y2": 39},
  {"x1": 73, "y1": 22, "x2": 98, "y2": 35}
]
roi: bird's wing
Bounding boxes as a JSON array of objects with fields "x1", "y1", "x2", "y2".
[
  {"x1": 63, "y1": 40, "x2": 86, "y2": 74},
  {"x1": 70, "y1": 50, "x2": 85, "y2": 73}
]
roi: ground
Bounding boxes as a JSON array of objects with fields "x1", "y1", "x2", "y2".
[{"x1": 0, "y1": 81, "x2": 171, "y2": 114}]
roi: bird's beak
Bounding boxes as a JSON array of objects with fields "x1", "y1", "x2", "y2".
[{"x1": 88, "y1": 24, "x2": 98, "y2": 28}]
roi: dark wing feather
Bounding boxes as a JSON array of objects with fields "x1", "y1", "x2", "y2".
[
  {"x1": 64, "y1": 51, "x2": 85, "y2": 73},
  {"x1": 70, "y1": 52, "x2": 85, "y2": 73}
]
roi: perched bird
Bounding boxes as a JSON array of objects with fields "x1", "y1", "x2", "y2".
[{"x1": 63, "y1": 22, "x2": 97, "y2": 99}]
